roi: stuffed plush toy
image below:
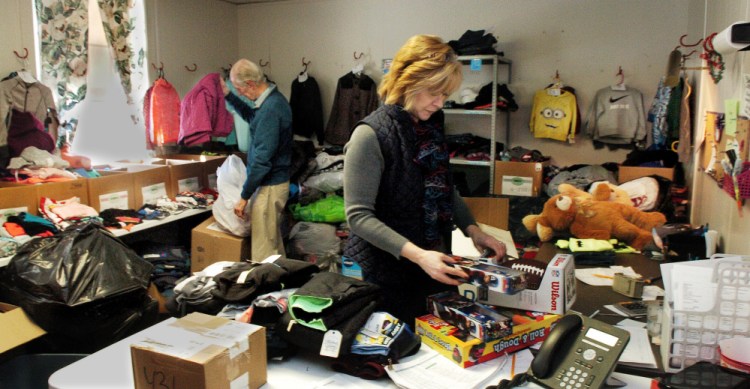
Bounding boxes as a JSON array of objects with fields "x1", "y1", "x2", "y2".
[
  {"x1": 522, "y1": 185, "x2": 667, "y2": 249},
  {"x1": 557, "y1": 182, "x2": 631, "y2": 206}
]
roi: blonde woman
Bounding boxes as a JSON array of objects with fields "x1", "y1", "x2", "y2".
[{"x1": 343, "y1": 35, "x2": 506, "y2": 325}]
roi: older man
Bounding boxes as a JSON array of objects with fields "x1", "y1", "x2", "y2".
[{"x1": 223, "y1": 59, "x2": 292, "y2": 261}]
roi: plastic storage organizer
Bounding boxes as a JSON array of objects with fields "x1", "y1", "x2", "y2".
[{"x1": 660, "y1": 255, "x2": 750, "y2": 373}]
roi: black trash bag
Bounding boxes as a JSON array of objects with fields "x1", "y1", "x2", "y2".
[{"x1": 0, "y1": 222, "x2": 156, "y2": 349}]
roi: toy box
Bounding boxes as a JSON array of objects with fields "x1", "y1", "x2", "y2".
[
  {"x1": 427, "y1": 291, "x2": 512, "y2": 342},
  {"x1": 416, "y1": 310, "x2": 560, "y2": 368},
  {"x1": 454, "y1": 257, "x2": 527, "y2": 295},
  {"x1": 458, "y1": 254, "x2": 576, "y2": 314}
]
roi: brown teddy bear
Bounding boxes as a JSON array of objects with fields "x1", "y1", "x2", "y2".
[
  {"x1": 557, "y1": 182, "x2": 632, "y2": 206},
  {"x1": 522, "y1": 184, "x2": 666, "y2": 249}
]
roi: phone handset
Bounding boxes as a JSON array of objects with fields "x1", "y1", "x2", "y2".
[{"x1": 530, "y1": 314, "x2": 583, "y2": 378}]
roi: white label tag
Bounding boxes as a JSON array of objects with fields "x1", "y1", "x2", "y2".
[
  {"x1": 178, "y1": 177, "x2": 200, "y2": 192},
  {"x1": 261, "y1": 254, "x2": 282, "y2": 263},
  {"x1": 501, "y1": 176, "x2": 533, "y2": 196},
  {"x1": 99, "y1": 190, "x2": 129, "y2": 211},
  {"x1": 320, "y1": 330, "x2": 343, "y2": 358},
  {"x1": 547, "y1": 88, "x2": 561, "y2": 96},
  {"x1": 236, "y1": 270, "x2": 252, "y2": 284},
  {"x1": 141, "y1": 182, "x2": 167, "y2": 205}
]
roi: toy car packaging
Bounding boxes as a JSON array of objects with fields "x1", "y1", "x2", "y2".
[
  {"x1": 427, "y1": 291, "x2": 512, "y2": 342},
  {"x1": 453, "y1": 257, "x2": 527, "y2": 295}
]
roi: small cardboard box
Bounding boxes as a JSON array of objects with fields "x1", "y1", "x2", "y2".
[
  {"x1": 427, "y1": 291, "x2": 512, "y2": 342},
  {"x1": 618, "y1": 166, "x2": 675, "y2": 183},
  {"x1": 158, "y1": 154, "x2": 228, "y2": 192},
  {"x1": 458, "y1": 254, "x2": 576, "y2": 314},
  {"x1": 0, "y1": 185, "x2": 39, "y2": 217},
  {"x1": 191, "y1": 216, "x2": 250, "y2": 272},
  {"x1": 492, "y1": 161, "x2": 549, "y2": 197},
  {"x1": 416, "y1": 311, "x2": 559, "y2": 368},
  {"x1": 87, "y1": 171, "x2": 135, "y2": 211},
  {"x1": 462, "y1": 197, "x2": 509, "y2": 230},
  {"x1": 154, "y1": 159, "x2": 204, "y2": 198},
  {"x1": 131, "y1": 312, "x2": 267, "y2": 389},
  {"x1": 0, "y1": 302, "x2": 46, "y2": 354},
  {"x1": 36, "y1": 179, "x2": 90, "y2": 205}
]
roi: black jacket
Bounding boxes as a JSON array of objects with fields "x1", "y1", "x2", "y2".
[{"x1": 290, "y1": 75, "x2": 324, "y2": 143}]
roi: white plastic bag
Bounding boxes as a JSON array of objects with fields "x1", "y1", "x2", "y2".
[{"x1": 213, "y1": 155, "x2": 251, "y2": 237}]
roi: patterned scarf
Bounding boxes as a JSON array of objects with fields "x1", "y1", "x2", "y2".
[{"x1": 413, "y1": 115, "x2": 453, "y2": 248}]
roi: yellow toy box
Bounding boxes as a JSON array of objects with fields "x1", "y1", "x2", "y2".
[{"x1": 415, "y1": 310, "x2": 560, "y2": 368}]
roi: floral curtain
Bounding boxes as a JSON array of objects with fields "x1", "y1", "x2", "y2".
[{"x1": 34, "y1": 0, "x2": 147, "y2": 141}]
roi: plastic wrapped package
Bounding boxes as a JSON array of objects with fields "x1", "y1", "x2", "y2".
[{"x1": 0, "y1": 222, "x2": 156, "y2": 350}]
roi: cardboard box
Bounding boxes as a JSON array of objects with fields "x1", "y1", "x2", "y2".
[
  {"x1": 36, "y1": 179, "x2": 90, "y2": 205},
  {"x1": 416, "y1": 311, "x2": 560, "y2": 368},
  {"x1": 0, "y1": 302, "x2": 46, "y2": 354},
  {"x1": 191, "y1": 216, "x2": 250, "y2": 272},
  {"x1": 341, "y1": 256, "x2": 362, "y2": 280},
  {"x1": 0, "y1": 185, "x2": 39, "y2": 217},
  {"x1": 165, "y1": 160, "x2": 205, "y2": 198},
  {"x1": 618, "y1": 166, "x2": 674, "y2": 183},
  {"x1": 158, "y1": 154, "x2": 228, "y2": 192},
  {"x1": 427, "y1": 291, "x2": 512, "y2": 342},
  {"x1": 131, "y1": 312, "x2": 267, "y2": 389},
  {"x1": 493, "y1": 161, "x2": 549, "y2": 197},
  {"x1": 462, "y1": 197, "x2": 509, "y2": 230},
  {"x1": 128, "y1": 165, "x2": 171, "y2": 207},
  {"x1": 458, "y1": 254, "x2": 577, "y2": 314},
  {"x1": 87, "y1": 171, "x2": 135, "y2": 211}
]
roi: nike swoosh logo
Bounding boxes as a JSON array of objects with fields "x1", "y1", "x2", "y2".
[{"x1": 609, "y1": 95, "x2": 628, "y2": 103}]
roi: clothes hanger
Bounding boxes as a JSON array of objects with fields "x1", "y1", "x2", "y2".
[
  {"x1": 352, "y1": 51, "x2": 364, "y2": 76},
  {"x1": 298, "y1": 57, "x2": 310, "y2": 82},
  {"x1": 14, "y1": 48, "x2": 36, "y2": 84},
  {"x1": 547, "y1": 70, "x2": 562, "y2": 96},
  {"x1": 611, "y1": 66, "x2": 626, "y2": 90}
]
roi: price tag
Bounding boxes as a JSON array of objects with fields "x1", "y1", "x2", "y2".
[
  {"x1": 320, "y1": 330, "x2": 342, "y2": 358},
  {"x1": 470, "y1": 58, "x2": 482, "y2": 71}
]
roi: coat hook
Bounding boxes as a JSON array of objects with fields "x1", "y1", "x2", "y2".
[
  {"x1": 679, "y1": 34, "x2": 703, "y2": 48},
  {"x1": 616, "y1": 66, "x2": 624, "y2": 85},
  {"x1": 13, "y1": 48, "x2": 29, "y2": 59},
  {"x1": 302, "y1": 57, "x2": 311, "y2": 72},
  {"x1": 151, "y1": 62, "x2": 164, "y2": 71},
  {"x1": 259, "y1": 59, "x2": 269, "y2": 67},
  {"x1": 185, "y1": 63, "x2": 197, "y2": 72},
  {"x1": 353, "y1": 51, "x2": 364, "y2": 60}
]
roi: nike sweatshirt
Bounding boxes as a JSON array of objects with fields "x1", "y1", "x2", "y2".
[{"x1": 584, "y1": 86, "x2": 646, "y2": 145}]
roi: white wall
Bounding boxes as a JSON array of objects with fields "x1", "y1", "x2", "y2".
[
  {"x1": 235, "y1": 0, "x2": 690, "y2": 167},
  {"x1": 689, "y1": 0, "x2": 750, "y2": 255},
  {"x1": 0, "y1": 0, "x2": 36, "y2": 80}
]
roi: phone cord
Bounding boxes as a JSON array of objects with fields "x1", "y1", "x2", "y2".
[{"x1": 486, "y1": 372, "x2": 530, "y2": 389}]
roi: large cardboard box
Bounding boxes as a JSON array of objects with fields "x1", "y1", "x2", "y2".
[
  {"x1": 159, "y1": 154, "x2": 228, "y2": 192},
  {"x1": 36, "y1": 179, "x2": 90, "y2": 204},
  {"x1": 492, "y1": 161, "x2": 549, "y2": 197},
  {"x1": 0, "y1": 302, "x2": 46, "y2": 354},
  {"x1": 131, "y1": 312, "x2": 267, "y2": 389},
  {"x1": 416, "y1": 310, "x2": 559, "y2": 368},
  {"x1": 165, "y1": 160, "x2": 205, "y2": 198},
  {"x1": 462, "y1": 197, "x2": 509, "y2": 230},
  {"x1": 618, "y1": 166, "x2": 674, "y2": 183},
  {"x1": 87, "y1": 171, "x2": 135, "y2": 211},
  {"x1": 458, "y1": 254, "x2": 577, "y2": 314},
  {"x1": 191, "y1": 216, "x2": 250, "y2": 272},
  {"x1": 128, "y1": 165, "x2": 171, "y2": 207},
  {"x1": 0, "y1": 185, "x2": 39, "y2": 217}
]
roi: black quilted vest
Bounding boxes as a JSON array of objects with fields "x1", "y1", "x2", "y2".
[{"x1": 343, "y1": 105, "x2": 450, "y2": 286}]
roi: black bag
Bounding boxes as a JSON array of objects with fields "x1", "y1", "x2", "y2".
[{"x1": 0, "y1": 222, "x2": 156, "y2": 349}]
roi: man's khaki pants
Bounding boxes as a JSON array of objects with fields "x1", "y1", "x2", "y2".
[{"x1": 250, "y1": 181, "x2": 288, "y2": 262}]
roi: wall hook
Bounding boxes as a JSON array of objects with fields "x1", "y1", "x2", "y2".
[
  {"x1": 185, "y1": 63, "x2": 197, "y2": 72},
  {"x1": 353, "y1": 51, "x2": 364, "y2": 60},
  {"x1": 679, "y1": 34, "x2": 703, "y2": 48},
  {"x1": 13, "y1": 48, "x2": 29, "y2": 59},
  {"x1": 259, "y1": 59, "x2": 269, "y2": 67}
]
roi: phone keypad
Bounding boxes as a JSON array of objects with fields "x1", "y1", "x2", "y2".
[{"x1": 556, "y1": 366, "x2": 594, "y2": 389}]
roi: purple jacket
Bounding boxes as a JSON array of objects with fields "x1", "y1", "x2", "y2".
[{"x1": 179, "y1": 73, "x2": 234, "y2": 146}]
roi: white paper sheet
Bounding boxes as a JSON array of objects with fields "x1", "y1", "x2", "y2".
[
  {"x1": 451, "y1": 223, "x2": 518, "y2": 259},
  {"x1": 615, "y1": 326, "x2": 658, "y2": 369},
  {"x1": 575, "y1": 266, "x2": 639, "y2": 286}
]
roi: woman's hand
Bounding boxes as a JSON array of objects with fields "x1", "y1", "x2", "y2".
[
  {"x1": 401, "y1": 242, "x2": 467, "y2": 285},
  {"x1": 466, "y1": 225, "x2": 507, "y2": 262}
]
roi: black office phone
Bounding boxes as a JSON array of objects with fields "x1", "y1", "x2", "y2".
[{"x1": 528, "y1": 313, "x2": 630, "y2": 389}]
